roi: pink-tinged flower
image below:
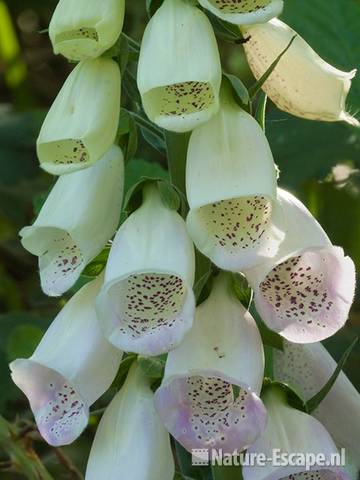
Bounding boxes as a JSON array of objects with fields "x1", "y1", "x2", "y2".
[
  {"x1": 20, "y1": 146, "x2": 124, "y2": 297},
  {"x1": 186, "y1": 96, "x2": 285, "y2": 272},
  {"x1": 274, "y1": 340, "x2": 360, "y2": 469},
  {"x1": 154, "y1": 274, "x2": 266, "y2": 455},
  {"x1": 243, "y1": 387, "x2": 350, "y2": 480},
  {"x1": 10, "y1": 275, "x2": 122, "y2": 447},
  {"x1": 85, "y1": 363, "x2": 174, "y2": 480},
  {"x1": 241, "y1": 19, "x2": 358, "y2": 126},
  {"x1": 96, "y1": 183, "x2": 196, "y2": 357},
  {"x1": 245, "y1": 189, "x2": 355, "y2": 343}
]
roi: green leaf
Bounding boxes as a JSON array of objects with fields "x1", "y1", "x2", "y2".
[
  {"x1": 262, "y1": 380, "x2": 308, "y2": 413},
  {"x1": 174, "y1": 473, "x2": 197, "y2": 480},
  {"x1": 223, "y1": 73, "x2": 250, "y2": 107},
  {"x1": 6, "y1": 325, "x2": 44, "y2": 361},
  {"x1": 82, "y1": 246, "x2": 111, "y2": 278},
  {"x1": 211, "y1": 464, "x2": 242, "y2": 480},
  {"x1": 206, "y1": 12, "x2": 245, "y2": 43},
  {"x1": 124, "y1": 158, "x2": 169, "y2": 193},
  {"x1": 231, "y1": 273, "x2": 253, "y2": 310},
  {"x1": 132, "y1": 111, "x2": 166, "y2": 154},
  {"x1": 111, "y1": 353, "x2": 137, "y2": 390},
  {"x1": 255, "y1": 92, "x2": 268, "y2": 131},
  {"x1": 117, "y1": 108, "x2": 138, "y2": 162},
  {"x1": 157, "y1": 180, "x2": 181, "y2": 211},
  {"x1": 146, "y1": 0, "x2": 164, "y2": 17},
  {"x1": 250, "y1": 305, "x2": 283, "y2": 350},
  {"x1": 194, "y1": 252, "x2": 213, "y2": 304},
  {"x1": 307, "y1": 337, "x2": 358, "y2": 413},
  {"x1": 175, "y1": 442, "x2": 212, "y2": 480},
  {"x1": 248, "y1": 35, "x2": 296, "y2": 99},
  {"x1": 138, "y1": 355, "x2": 166, "y2": 379},
  {"x1": 165, "y1": 131, "x2": 191, "y2": 196}
]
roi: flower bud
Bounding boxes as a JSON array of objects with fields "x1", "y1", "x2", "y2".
[
  {"x1": 198, "y1": 0, "x2": 283, "y2": 25},
  {"x1": 96, "y1": 183, "x2": 196, "y2": 356},
  {"x1": 20, "y1": 146, "x2": 124, "y2": 297},
  {"x1": 85, "y1": 363, "x2": 174, "y2": 480},
  {"x1": 49, "y1": 0, "x2": 125, "y2": 61},
  {"x1": 242, "y1": 19, "x2": 358, "y2": 126},
  {"x1": 186, "y1": 96, "x2": 284, "y2": 271},
  {"x1": 37, "y1": 58, "x2": 121, "y2": 175},
  {"x1": 245, "y1": 189, "x2": 355, "y2": 343},
  {"x1": 10, "y1": 275, "x2": 122, "y2": 447},
  {"x1": 274, "y1": 340, "x2": 360, "y2": 468},
  {"x1": 243, "y1": 387, "x2": 349, "y2": 480},
  {"x1": 137, "y1": 0, "x2": 222, "y2": 132},
  {"x1": 154, "y1": 274, "x2": 266, "y2": 455}
]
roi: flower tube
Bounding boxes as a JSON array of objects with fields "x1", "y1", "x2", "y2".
[
  {"x1": 137, "y1": 0, "x2": 222, "y2": 132},
  {"x1": 10, "y1": 275, "x2": 122, "y2": 447},
  {"x1": 49, "y1": 0, "x2": 125, "y2": 61},
  {"x1": 37, "y1": 58, "x2": 121, "y2": 175},
  {"x1": 96, "y1": 183, "x2": 196, "y2": 356},
  {"x1": 245, "y1": 189, "x2": 355, "y2": 343},
  {"x1": 20, "y1": 146, "x2": 124, "y2": 297},
  {"x1": 274, "y1": 340, "x2": 360, "y2": 468},
  {"x1": 85, "y1": 363, "x2": 174, "y2": 480},
  {"x1": 186, "y1": 96, "x2": 284, "y2": 272},
  {"x1": 198, "y1": 0, "x2": 283, "y2": 26},
  {"x1": 243, "y1": 386, "x2": 350, "y2": 480},
  {"x1": 241, "y1": 19, "x2": 358, "y2": 126},
  {"x1": 154, "y1": 274, "x2": 266, "y2": 455}
]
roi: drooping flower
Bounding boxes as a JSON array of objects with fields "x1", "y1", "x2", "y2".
[
  {"x1": 245, "y1": 188, "x2": 355, "y2": 343},
  {"x1": 85, "y1": 363, "x2": 174, "y2": 480},
  {"x1": 186, "y1": 95, "x2": 284, "y2": 272},
  {"x1": 154, "y1": 274, "x2": 266, "y2": 455},
  {"x1": 37, "y1": 58, "x2": 121, "y2": 175},
  {"x1": 241, "y1": 19, "x2": 359, "y2": 126},
  {"x1": 49, "y1": 0, "x2": 125, "y2": 61},
  {"x1": 10, "y1": 275, "x2": 122, "y2": 447},
  {"x1": 96, "y1": 183, "x2": 196, "y2": 357},
  {"x1": 137, "y1": 0, "x2": 222, "y2": 132},
  {"x1": 243, "y1": 386, "x2": 350, "y2": 480},
  {"x1": 20, "y1": 146, "x2": 124, "y2": 297},
  {"x1": 274, "y1": 340, "x2": 360, "y2": 468},
  {"x1": 197, "y1": 0, "x2": 283, "y2": 26}
]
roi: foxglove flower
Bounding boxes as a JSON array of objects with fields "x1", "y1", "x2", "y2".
[
  {"x1": 137, "y1": 0, "x2": 222, "y2": 132},
  {"x1": 37, "y1": 58, "x2": 121, "y2": 175},
  {"x1": 274, "y1": 340, "x2": 360, "y2": 467},
  {"x1": 154, "y1": 274, "x2": 266, "y2": 455},
  {"x1": 186, "y1": 97, "x2": 284, "y2": 271},
  {"x1": 241, "y1": 19, "x2": 359, "y2": 126},
  {"x1": 10, "y1": 275, "x2": 122, "y2": 447},
  {"x1": 243, "y1": 386, "x2": 349, "y2": 480},
  {"x1": 96, "y1": 183, "x2": 196, "y2": 356},
  {"x1": 20, "y1": 146, "x2": 124, "y2": 297},
  {"x1": 49, "y1": 0, "x2": 125, "y2": 61},
  {"x1": 245, "y1": 189, "x2": 355, "y2": 343},
  {"x1": 85, "y1": 363, "x2": 174, "y2": 480},
  {"x1": 198, "y1": 0, "x2": 283, "y2": 26}
]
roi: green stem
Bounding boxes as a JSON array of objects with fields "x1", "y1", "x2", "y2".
[{"x1": 0, "y1": 415, "x2": 53, "y2": 480}]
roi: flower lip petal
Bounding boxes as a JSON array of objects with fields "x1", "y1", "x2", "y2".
[
  {"x1": 20, "y1": 226, "x2": 85, "y2": 298},
  {"x1": 260, "y1": 467, "x2": 349, "y2": 480},
  {"x1": 253, "y1": 245, "x2": 355, "y2": 343},
  {"x1": 155, "y1": 369, "x2": 267, "y2": 455},
  {"x1": 10, "y1": 359, "x2": 89, "y2": 447},
  {"x1": 97, "y1": 270, "x2": 196, "y2": 356}
]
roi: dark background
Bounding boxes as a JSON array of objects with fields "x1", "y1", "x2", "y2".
[{"x1": 0, "y1": 0, "x2": 359, "y2": 478}]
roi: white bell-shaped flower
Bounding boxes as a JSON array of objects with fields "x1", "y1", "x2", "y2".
[
  {"x1": 49, "y1": 0, "x2": 125, "y2": 61},
  {"x1": 154, "y1": 274, "x2": 266, "y2": 455},
  {"x1": 85, "y1": 363, "x2": 174, "y2": 480},
  {"x1": 37, "y1": 58, "x2": 121, "y2": 175},
  {"x1": 198, "y1": 0, "x2": 283, "y2": 26},
  {"x1": 96, "y1": 183, "x2": 196, "y2": 356},
  {"x1": 20, "y1": 146, "x2": 124, "y2": 297},
  {"x1": 241, "y1": 19, "x2": 358, "y2": 126},
  {"x1": 186, "y1": 96, "x2": 284, "y2": 272},
  {"x1": 245, "y1": 189, "x2": 355, "y2": 343},
  {"x1": 10, "y1": 275, "x2": 122, "y2": 447},
  {"x1": 274, "y1": 340, "x2": 360, "y2": 468},
  {"x1": 243, "y1": 387, "x2": 350, "y2": 480},
  {"x1": 137, "y1": 0, "x2": 222, "y2": 132}
]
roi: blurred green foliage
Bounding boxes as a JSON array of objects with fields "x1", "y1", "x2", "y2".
[{"x1": 0, "y1": 0, "x2": 359, "y2": 478}]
